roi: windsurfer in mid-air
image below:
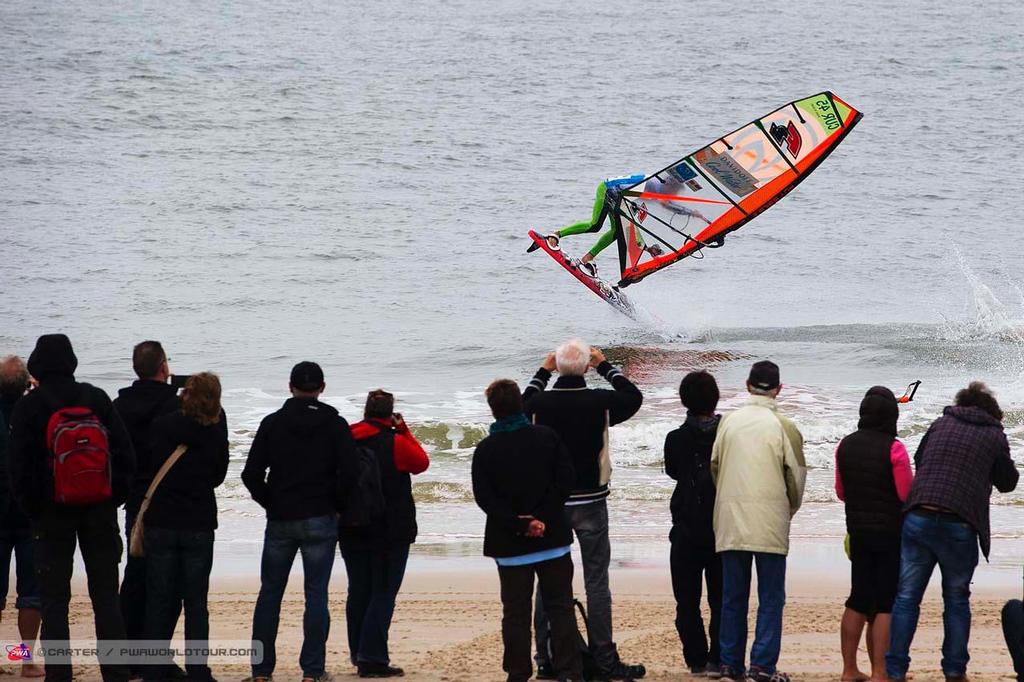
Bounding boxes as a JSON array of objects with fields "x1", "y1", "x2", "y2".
[{"x1": 527, "y1": 175, "x2": 663, "y2": 277}]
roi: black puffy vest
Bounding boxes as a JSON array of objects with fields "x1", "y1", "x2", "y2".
[{"x1": 836, "y1": 429, "x2": 902, "y2": 537}]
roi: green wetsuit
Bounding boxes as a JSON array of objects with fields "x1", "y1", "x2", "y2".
[{"x1": 556, "y1": 180, "x2": 644, "y2": 258}]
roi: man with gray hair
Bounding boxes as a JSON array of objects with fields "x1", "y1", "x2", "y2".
[
  {"x1": 524, "y1": 339, "x2": 644, "y2": 680},
  {"x1": 711, "y1": 361, "x2": 806, "y2": 682},
  {"x1": 0, "y1": 355, "x2": 43, "y2": 676}
]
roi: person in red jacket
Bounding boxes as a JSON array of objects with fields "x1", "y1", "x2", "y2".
[{"x1": 339, "y1": 390, "x2": 429, "y2": 678}]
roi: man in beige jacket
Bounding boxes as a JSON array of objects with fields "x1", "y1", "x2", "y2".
[{"x1": 710, "y1": 361, "x2": 806, "y2": 682}]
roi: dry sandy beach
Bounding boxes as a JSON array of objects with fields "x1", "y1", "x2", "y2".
[{"x1": 12, "y1": 566, "x2": 1017, "y2": 682}]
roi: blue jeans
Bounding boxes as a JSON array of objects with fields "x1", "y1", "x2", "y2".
[
  {"x1": 143, "y1": 526, "x2": 215, "y2": 681},
  {"x1": 535, "y1": 500, "x2": 616, "y2": 670},
  {"x1": 719, "y1": 551, "x2": 786, "y2": 674},
  {"x1": 251, "y1": 514, "x2": 337, "y2": 678},
  {"x1": 886, "y1": 510, "x2": 979, "y2": 679},
  {"x1": 340, "y1": 543, "x2": 410, "y2": 666},
  {"x1": 0, "y1": 525, "x2": 40, "y2": 611}
]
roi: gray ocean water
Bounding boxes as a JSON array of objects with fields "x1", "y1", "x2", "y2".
[{"x1": 2, "y1": 0, "x2": 1024, "y2": 579}]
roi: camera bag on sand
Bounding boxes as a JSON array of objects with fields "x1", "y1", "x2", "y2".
[
  {"x1": 129, "y1": 444, "x2": 187, "y2": 558},
  {"x1": 573, "y1": 598, "x2": 602, "y2": 680}
]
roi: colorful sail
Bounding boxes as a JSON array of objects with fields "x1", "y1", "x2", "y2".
[{"x1": 614, "y1": 92, "x2": 862, "y2": 287}]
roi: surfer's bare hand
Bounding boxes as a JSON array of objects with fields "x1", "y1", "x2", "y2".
[
  {"x1": 589, "y1": 347, "x2": 606, "y2": 367},
  {"x1": 542, "y1": 352, "x2": 557, "y2": 372}
]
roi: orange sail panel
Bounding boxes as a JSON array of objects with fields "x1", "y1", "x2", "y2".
[{"x1": 615, "y1": 92, "x2": 862, "y2": 287}]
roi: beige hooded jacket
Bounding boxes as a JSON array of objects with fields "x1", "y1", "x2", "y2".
[{"x1": 711, "y1": 394, "x2": 807, "y2": 555}]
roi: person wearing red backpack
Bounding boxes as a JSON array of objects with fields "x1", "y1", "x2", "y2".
[{"x1": 7, "y1": 334, "x2": 136, "y2": 682}]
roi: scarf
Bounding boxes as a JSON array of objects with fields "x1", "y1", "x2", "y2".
[{"x1": 490, "y1": 413, "x2": 530, "y2": 434}]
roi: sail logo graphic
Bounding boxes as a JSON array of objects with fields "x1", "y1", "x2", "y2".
[
  {"x1": 6, "y1": 644, "x2": 31, "y2": 662},
  {"x1": 770, "y1": 121, "x2": 802, "y2": 157},
  {"x1": 635, "y1": 202, "x2": 648, "y2": 223},
  {"x1": 694, "y1": 147, "x2": 757, "y2": 197}
]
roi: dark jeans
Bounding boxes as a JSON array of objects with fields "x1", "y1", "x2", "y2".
[
  {"x1": 341, "y1": 543, "x2": 410, "y2": 666},
  {"x1": 32, "y1": 502, "x2": 129, "y2": 682},
  {"x1": 251, "y1": 514, "x2": 337, "y2": 678},
  {"x1": 499, "y1": 553, "x2": 582, "y2": 682},
  {"x1": 719, "y1": 550, "x2": 786, "y2": 674},
  {"x1": 886, "y1": 510, "x2": 979, "y2": 679},
  {"x1": 0, "y1": 524, "x2": 40, "y2": 610},
  {"x1": 671, "y1": 541, "x2": 722, "y2": 669},
  {"x1": 143, "y1": 526, "x2": 215, "y2": 681},
  {"x1": 1002, "y1": 599, "x2": 1024, "y2": 682},
  {"x1": 536, "y1": 500, "x2": 616, "y2": 670},
  {"x1": 121, "y1": 512, "x2": 182, "y2": 675}
]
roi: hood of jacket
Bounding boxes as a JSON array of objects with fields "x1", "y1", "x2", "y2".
[
  {"x1": 278, "y1": 397, "x2": 339, "y2": 435},
  {"x1": 684, "y1": 411, "x2": 721, "y2": 438},
  {"x1": 157, "y1": 410, "x2": 223, "y2": 447},
  {"x1": 116, "y1": 380, "x2": 179, "y2": 422},
  {"x1": 27, "y1": 334, "x2": 78, "y2": 380},
  {"x1": 857, "y1": 387, "x2": 898, "y2": 437},
  {"x1": 944, "y1": 404, "x2": 1002, "y2": 428}
]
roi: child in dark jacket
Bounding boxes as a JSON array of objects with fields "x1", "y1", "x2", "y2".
[
  {"x1": 664, "y1": 370, "x2": 722, "y2": 676},
  {"x1": 472, "y1": 379, "x2": 583, "y2": 682},
  {"x1": 143, "y1": 373, "x2": 229, "y2": 682}
]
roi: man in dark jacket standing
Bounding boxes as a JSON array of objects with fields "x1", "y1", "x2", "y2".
[
  {"x1": 664, "y1": 371, "x2": 722, "y2": 676},
  {"x1": 112, "y1": 340, "x2": 181, "y2": 675},
  {"x1": 473, "y1": 379, "x2": 583, "y2": 682},
  {"x1": 886, "y1": 382, "x2": 1019, "y2": 682},
  {"x1": 525, "y1": 339, "x2": 644, "y2": 681},
  {"x1": 242, "y1": 361, "x2": 355, "y2": 682},
  {"x1": 8, "y1": 334, "x2": 135, "y2": 682}
]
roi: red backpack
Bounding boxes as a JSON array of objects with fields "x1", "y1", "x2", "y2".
[{"x1": 44, "y1": 388, "x2": 113, "y2": 505}]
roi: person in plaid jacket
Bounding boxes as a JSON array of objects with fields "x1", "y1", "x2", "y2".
[{"x1": 886, "y1": 382, "x2": 1019, "y2": 682}]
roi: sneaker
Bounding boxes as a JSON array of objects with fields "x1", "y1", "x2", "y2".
[
  {"x1": 706, "y1": 663, "x2": 723, "y2": 679},
  {"x1": 601, "y1": 660, "x2": 646, "y2": 680},
  {"x1": 747, "y1": 667, "x2": 790, "y2": 682},
  {"x1": 357, "y1": 663, "x2": 404, "y2": 678},
  {"x1": 536, "y1": 663, "x2": 558, "y2": 680},
  {"x1": 689, "y1": 665, "x2": 708, "y2": 676},
  {"x1": 301, "y1": 674, "x2": 333, "y2": 682},
  {"x1": 717, "y1": 666, "x2": 742, "y2": 682}
]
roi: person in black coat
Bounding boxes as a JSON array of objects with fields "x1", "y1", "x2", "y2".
[
  {"x1": 664, "y1": 370, "x2": 723, "y2": 676},
  {"x1": 142, "y1": 372, "x2": 229, "y2": 682},
  {"x1": 113, "y1": 340, "x2": 182, "y2": 676},
  {"x1": 7, "y1": 334, "x2": 135, "y2": 682},
  {"x1": 472, "y1": 379, "x2": 583, "y2": 682}
]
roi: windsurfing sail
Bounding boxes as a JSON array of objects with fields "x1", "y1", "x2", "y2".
[{"x1": 613, "y1": 91, "x2": 862, "y2": 287}]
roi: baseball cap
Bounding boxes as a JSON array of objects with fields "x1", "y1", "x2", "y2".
[
  {"x1": 290, "y1": 361, "x2": 324, "y2": 391},
  {"x1": 747, "y1": 360, "x2": 780, "y2": 391}
]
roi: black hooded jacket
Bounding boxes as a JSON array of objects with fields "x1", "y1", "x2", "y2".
[
  {"x1": 114, "y1": 379, "x2": 180, "y2": 515},
  {"x1": 145, "y1": 409, "x2": 229, "y2": 531},
  {"x1": 242, "y1": 397, "x2": 355, "y2": 522},
  {"x1": 664, "y1": 413, "x2": 720, "y2": 548},
  {"x1": 7, "y1": 334, "x2": 135, "y2": 518},
  {"x1": 836, "y1": 388, "x2": 903, "y2": 538}
]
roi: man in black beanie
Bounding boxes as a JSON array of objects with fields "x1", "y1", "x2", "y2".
[{"x1": 8, "y1": 334, "x2": 135, "y2": 682}]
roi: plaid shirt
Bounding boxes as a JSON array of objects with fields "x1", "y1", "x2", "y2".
[{"x1": 906, "y1": 405, "x2": 1019, "y2": 558}]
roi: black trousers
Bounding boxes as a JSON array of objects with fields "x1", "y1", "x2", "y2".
[
  {"x1": 670, "y1": 540, "x2": 722, "y2": 669},
  {"x1": 1003, "y1": 599, "x2": 1024, "y2": 682},
  {"x1": 120, "y1": 512, "x2": 183, "y2": 675},
  {"x1": 498, "y1": 553, "x2": 582, "y2": 682},
  {"x1": 32, "y1": 503, "x2": 129, "y2": 682}
]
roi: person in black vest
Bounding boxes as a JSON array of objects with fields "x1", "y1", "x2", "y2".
[
  {"x1": 834, "y1": 386, "x2": 912, "y2": 682},
  {"x1": 664, "y1": 370, "x2": 722, "y2": 677},
  {"x1": 112, "y1": 340, "x2": 183, "y2": 678},
  {"x1": 472, "y1": 379, "x2": 583, "y2": 682},
  {"x1": 243, "y1": 362, "x2": 356, "y2": 682},
  {"x1": 7, "y1": 334, "x2": 135, "y2": 682},
  {"x1": 143, "y1": 372, "x2": 229, "y2": 682},
  {"x1": 339, "y1": 389, "x2": 430, "y2": 678}
]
